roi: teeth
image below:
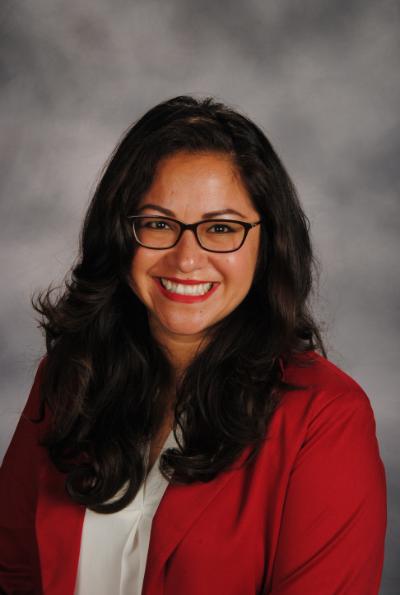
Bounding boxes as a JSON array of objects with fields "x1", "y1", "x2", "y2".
[{"x1": 160, "y1": 278, "x2": 213, "y2": 296}]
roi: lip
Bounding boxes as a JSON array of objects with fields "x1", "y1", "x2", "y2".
[
  {"x1": 154, "y1": 277, "x2": 220, "y2": 303},
  {"x1": 158, "y1": 276, "x2": 217, "y2": 285}
]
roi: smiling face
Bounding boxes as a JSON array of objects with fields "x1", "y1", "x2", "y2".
[{"x1": 129, "y1": 151, "x2": 261, "y2": 363}]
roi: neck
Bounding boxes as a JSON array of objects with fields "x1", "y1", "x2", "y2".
[
  {"x1": 163, "y1": 338, "x2": 202, "y2": 380},
  {"x1": 149, "y1": 322, "x2": 209, "y2": 382}
]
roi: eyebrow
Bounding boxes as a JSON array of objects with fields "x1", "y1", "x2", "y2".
[{"x1": 137, "y1": 203, "x2": 248, "y2": 219}]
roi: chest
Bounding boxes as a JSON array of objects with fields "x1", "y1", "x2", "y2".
[{"x1": 35, "y1": 404, "x2": 297, "y2": 595}]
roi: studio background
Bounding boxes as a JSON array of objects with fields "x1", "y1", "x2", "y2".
[{"x1": 1, "y1": 1, "x2": 398, "y2": 592}]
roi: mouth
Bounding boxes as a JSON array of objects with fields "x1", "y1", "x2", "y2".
[
  {"x1": 154, "y1": 277, "x2": 219, "y2": 303},
  {"x1": 159, "y1": 277, "x2": 214, "y2": 296}
]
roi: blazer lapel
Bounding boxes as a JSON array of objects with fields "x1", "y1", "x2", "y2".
[
  {"x1": 142, "y1": 444, "x2": 252, "y2": 595},
  {"x1": 36, "y1": 459, "x2": 85, "y2": 595}
]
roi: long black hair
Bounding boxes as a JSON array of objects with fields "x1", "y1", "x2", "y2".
[{"x1": 32, "y1": 95, "x2": 326, "y2": 513}]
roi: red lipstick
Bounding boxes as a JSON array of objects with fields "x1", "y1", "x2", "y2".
[{"x1": 154, "y1": 278, "x2": 219, "y2": 303}]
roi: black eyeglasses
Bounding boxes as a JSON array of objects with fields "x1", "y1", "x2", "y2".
[{"x1": 127, "y1": 215, "x2": 262, "y2": 253}]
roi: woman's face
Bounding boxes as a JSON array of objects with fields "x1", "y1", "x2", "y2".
[{"x1": 129, "y1": 151, "x2": 261, "y2": 349}]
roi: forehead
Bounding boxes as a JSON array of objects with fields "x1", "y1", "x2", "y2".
[{"x1": 138, "y1": 151, "x2": 257, "y2": 216}]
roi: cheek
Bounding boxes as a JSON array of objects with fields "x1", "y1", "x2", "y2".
[
  {"x1": 219, "y1": 251, "x2": 257, "y2": 286},
  {"x1": 129, "y1": 250, "x2": 153, "y2": 292}
]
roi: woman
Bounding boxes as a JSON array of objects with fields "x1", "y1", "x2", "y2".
[{"x1": 0, "y1": 95, "x2": 387, "y2": 594}]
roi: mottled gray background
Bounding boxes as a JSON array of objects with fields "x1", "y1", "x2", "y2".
[{"x1": 1, "y1": 0, "x2": 399, "y2": 591}]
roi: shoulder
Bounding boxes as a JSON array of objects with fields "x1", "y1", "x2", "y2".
[
  {"x1": 21, "y1": 355, "x2": 48, "y2": 419},
  {"x1": 277, "y1": 350, "x2": 375, "y2": 427},
  {"x1": 282, "y1": 350, "x2": 364, "y2": 393},
  {"x1": 261, "y1": 351, "x2": 384, "y2": 480}
]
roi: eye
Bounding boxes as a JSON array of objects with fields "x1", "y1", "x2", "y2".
[
  {"x1": 144, "y1": 219, "x2": 171, "y2": 230},
  {"x1": 207, "y1": 223, "x2": 234, "y2": 234}
]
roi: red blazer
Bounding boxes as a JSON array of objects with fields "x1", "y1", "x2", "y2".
[{"x1": 0, "y1": 351, "x2": 387, "y2": 594}]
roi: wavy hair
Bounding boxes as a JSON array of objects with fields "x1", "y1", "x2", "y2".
[{"x1": 32, "y1": 95, "x2": 326, "y2": 513}]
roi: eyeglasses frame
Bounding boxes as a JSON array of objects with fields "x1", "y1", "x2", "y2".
[{"x1": 127, "y1": 214, "x2": 262, "y2": 253}]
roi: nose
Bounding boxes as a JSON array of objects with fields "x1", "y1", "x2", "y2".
[{"x1": 166, "y1": 228, "x2": 208, "y2": 273}]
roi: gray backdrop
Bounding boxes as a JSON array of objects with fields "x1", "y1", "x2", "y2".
[{"x1": 1, "y1": 0, "x2": 399, "y2": 592}]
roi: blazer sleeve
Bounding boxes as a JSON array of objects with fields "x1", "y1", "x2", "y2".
[
  {"x1": 0, "y1": 358, "x2": 46, "y2": 595},
  {"x1": 269, "y1": 389, "x2": 387, "y2": 595}
]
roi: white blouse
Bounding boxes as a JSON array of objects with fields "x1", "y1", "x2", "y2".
[{"x1": 74, "y1": 428, "x2": 178, "y2": 595}]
